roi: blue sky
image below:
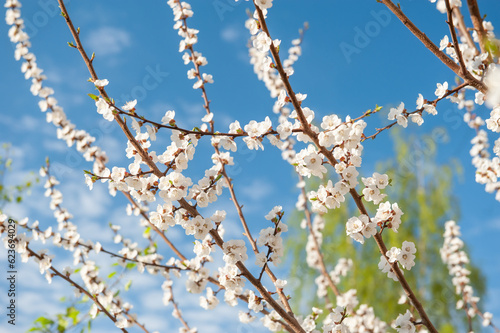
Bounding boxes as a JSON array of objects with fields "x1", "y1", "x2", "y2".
[{"x1": 1, "y1": 0, "x2": 500, "y2": 332}]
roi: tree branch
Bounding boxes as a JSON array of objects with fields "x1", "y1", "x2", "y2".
[{"x1": 379, "y1": 0, "x2": 487, "y2": 93}]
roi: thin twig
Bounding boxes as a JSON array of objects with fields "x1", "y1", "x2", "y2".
[
  {"x1": 26, "y1": 247, "x2": 129, "y2": 333},
  {"x1": 299, "y1": 174, "x2": 340, "y2": 298},
  {"x1": 363, "y1": 82, "x2": 468, "y2": 142},
  {"x1": 57, "y1": 2, "x2": 305, "y2": 330},
  {"x1": 172, "y1": 0, "x2": 299, "y2": 321}
]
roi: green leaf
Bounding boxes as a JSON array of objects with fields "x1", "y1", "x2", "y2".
[
  {"x1": 67, "y1": 306, "x2": 79, "y2": 324},
  {"x1": 125, "y1": 262, "x2": 136, "y2": 270},
  {"x1": 34, "y1": 316, "x2": 54, "y2": 326},
  {"x1": 88, "y1": 93, "x2": 99, "y2": 101},
  {"x1": 125, "y1": 279, "x2": 132, "y2": 291},
  {"x1": 143, "y1": 226, "x2": 151, "y2": 238},
  {"x1": 108, "y1": 271, "x2": 116, "y2": 279}
]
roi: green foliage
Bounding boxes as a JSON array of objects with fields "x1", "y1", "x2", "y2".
[
  {"x1": 0, "y1": 143, "x2": 38, "y2": 209},
  {"x1": 286, "y1": 128, "x2": 485, "y2": 330},
  {"x1": 27, "y1": 304, "x2": 90, "y2": 333}
]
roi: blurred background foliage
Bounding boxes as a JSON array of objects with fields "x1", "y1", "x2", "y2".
[
  {"x1": 286, "y1": 128, "x2": 486, "y2": 332},
  {"x1": 0, "y1": 142, "x2": 38, "y2": 210}
]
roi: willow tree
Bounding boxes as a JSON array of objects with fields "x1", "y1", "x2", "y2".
[{"x1": 287, "y1": 128, "x2": 485, "y2": 332}]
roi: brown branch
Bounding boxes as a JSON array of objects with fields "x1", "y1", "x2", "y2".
[
  {"x1": 379, "y1": 0, "x2": 487, "y2": 93},
  {"x1": 164, "y1": 282, "x2": 194, "y2": 332},
  {"x1": 363, "y1": 82, "x2": 468, "y2": 142},
  {"x1": 122, "y1": 192, "x2": 187, "y2": 261},
  {"x1": 172, "y1": 0, "x2": 299, "y2": 323},
  {"x1": 57, "y1": 5, "x2": 304, "y2": 330},
  {"x1": 466, "y1": 0, "x2": 489, "y2": 57},
  {"x1": 123, "y1": 312, "x2": 150, "y2": 333},
  {"x1": 299, "y1": 174, "x2": 340, "y2": 298},
  {"x1": 26, "y1": 247, "x2": 128, "y2": 333},
  {"x1": 452, "y1": 7, "x2": 478, "y2": 53},
  {"x1": 445, "y1": 0, "x2": 469, "y2": 77},
  {"x1": 254, "y1": 4, "x2": 438, "y2": 332}
]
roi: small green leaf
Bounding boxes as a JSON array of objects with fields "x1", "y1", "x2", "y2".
[
  {"x1": 143, "y1": 227, "x2": 151, "y2": 240},
  {"x1": 108, "y1": 271, "x2": 116, "y2": 279},
  {"x1": 88, "y1": 93, "x2": 99, "y2": 101},
  {"x1": 125, "y1": 262, "x2": 136, "y2": 270},
  {"x1": 67, "y1": 306, "x2": 79, "y2": 324},
  {"x1": 34, "y1": 316, "x2": 54, "y2": 326},
  {"x1": 125, "y1": 280, "x2": 132, "y2": 291}
]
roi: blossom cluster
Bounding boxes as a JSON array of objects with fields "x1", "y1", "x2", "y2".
[
  {"x1": 3, "y1": 0, "x2": 500, "y2": 333},
  {"x1": 378, "y1": 241, "x2": 417, "y2": 282},
  {"x1": 440, "y1": 220, "x2": 495, "y2": 328},
  {"x1": 5, "y1": 0, "x2": 108, "y2": 177}
]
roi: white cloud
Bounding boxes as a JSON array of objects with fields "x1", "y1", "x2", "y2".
[
  {"x1": 99, "y1": 135, "x2": 124, "y2": 163},
  {"x1": 61, "y1": 181, "x2": 112, "y2": 219},
  {"x1": 149, "y1": 101, "x2": 175, "y2": 118},
  {"x1": 42, "y1": 68, "x2": 64, "y2": 84},
  {"x1": 43, "y1": 139, "x2": 70, "y2": 153},
  {"x1": 85, "y1": 27, "x2": 131, "y2": 56},
  {"x1": 178, "y1": 99, "x2": 204, "y2": 116},
  {"x1": 0, "y1": 115, "x2": 53, "y2": 137},
  {"x1": 221, "y1": 25, "x2": 241, "y2": 43},
  {"x1": 239, "y1": 178, "x2": 274, "y2": 201}
]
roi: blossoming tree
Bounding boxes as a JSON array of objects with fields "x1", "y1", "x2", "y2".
[{"x1": 2, "y1": 0, "x2": 500, "y2": 332}]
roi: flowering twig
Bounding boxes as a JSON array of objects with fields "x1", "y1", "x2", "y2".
[
  {"x1": 169, "y1": 0, "x2": 299, "y2": 323},
  {"x1": 441, "y1": 221, "x2": 500, "y2": 332},
  {"x1": 56, "y1": 2, "x2": 305, "y2": 330},
  {"x1": 23, "y1": 245, "x2": 129, "y2": 333},
  {"x1": 363, "y1": 82, "x2": 468, "y2": 142},
  {"x1": 253, "y1": 4, "x2": 438, "y2": 332},
  {"x1": 299, "y1": 174, "x2": 340, "y2": 298}
]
